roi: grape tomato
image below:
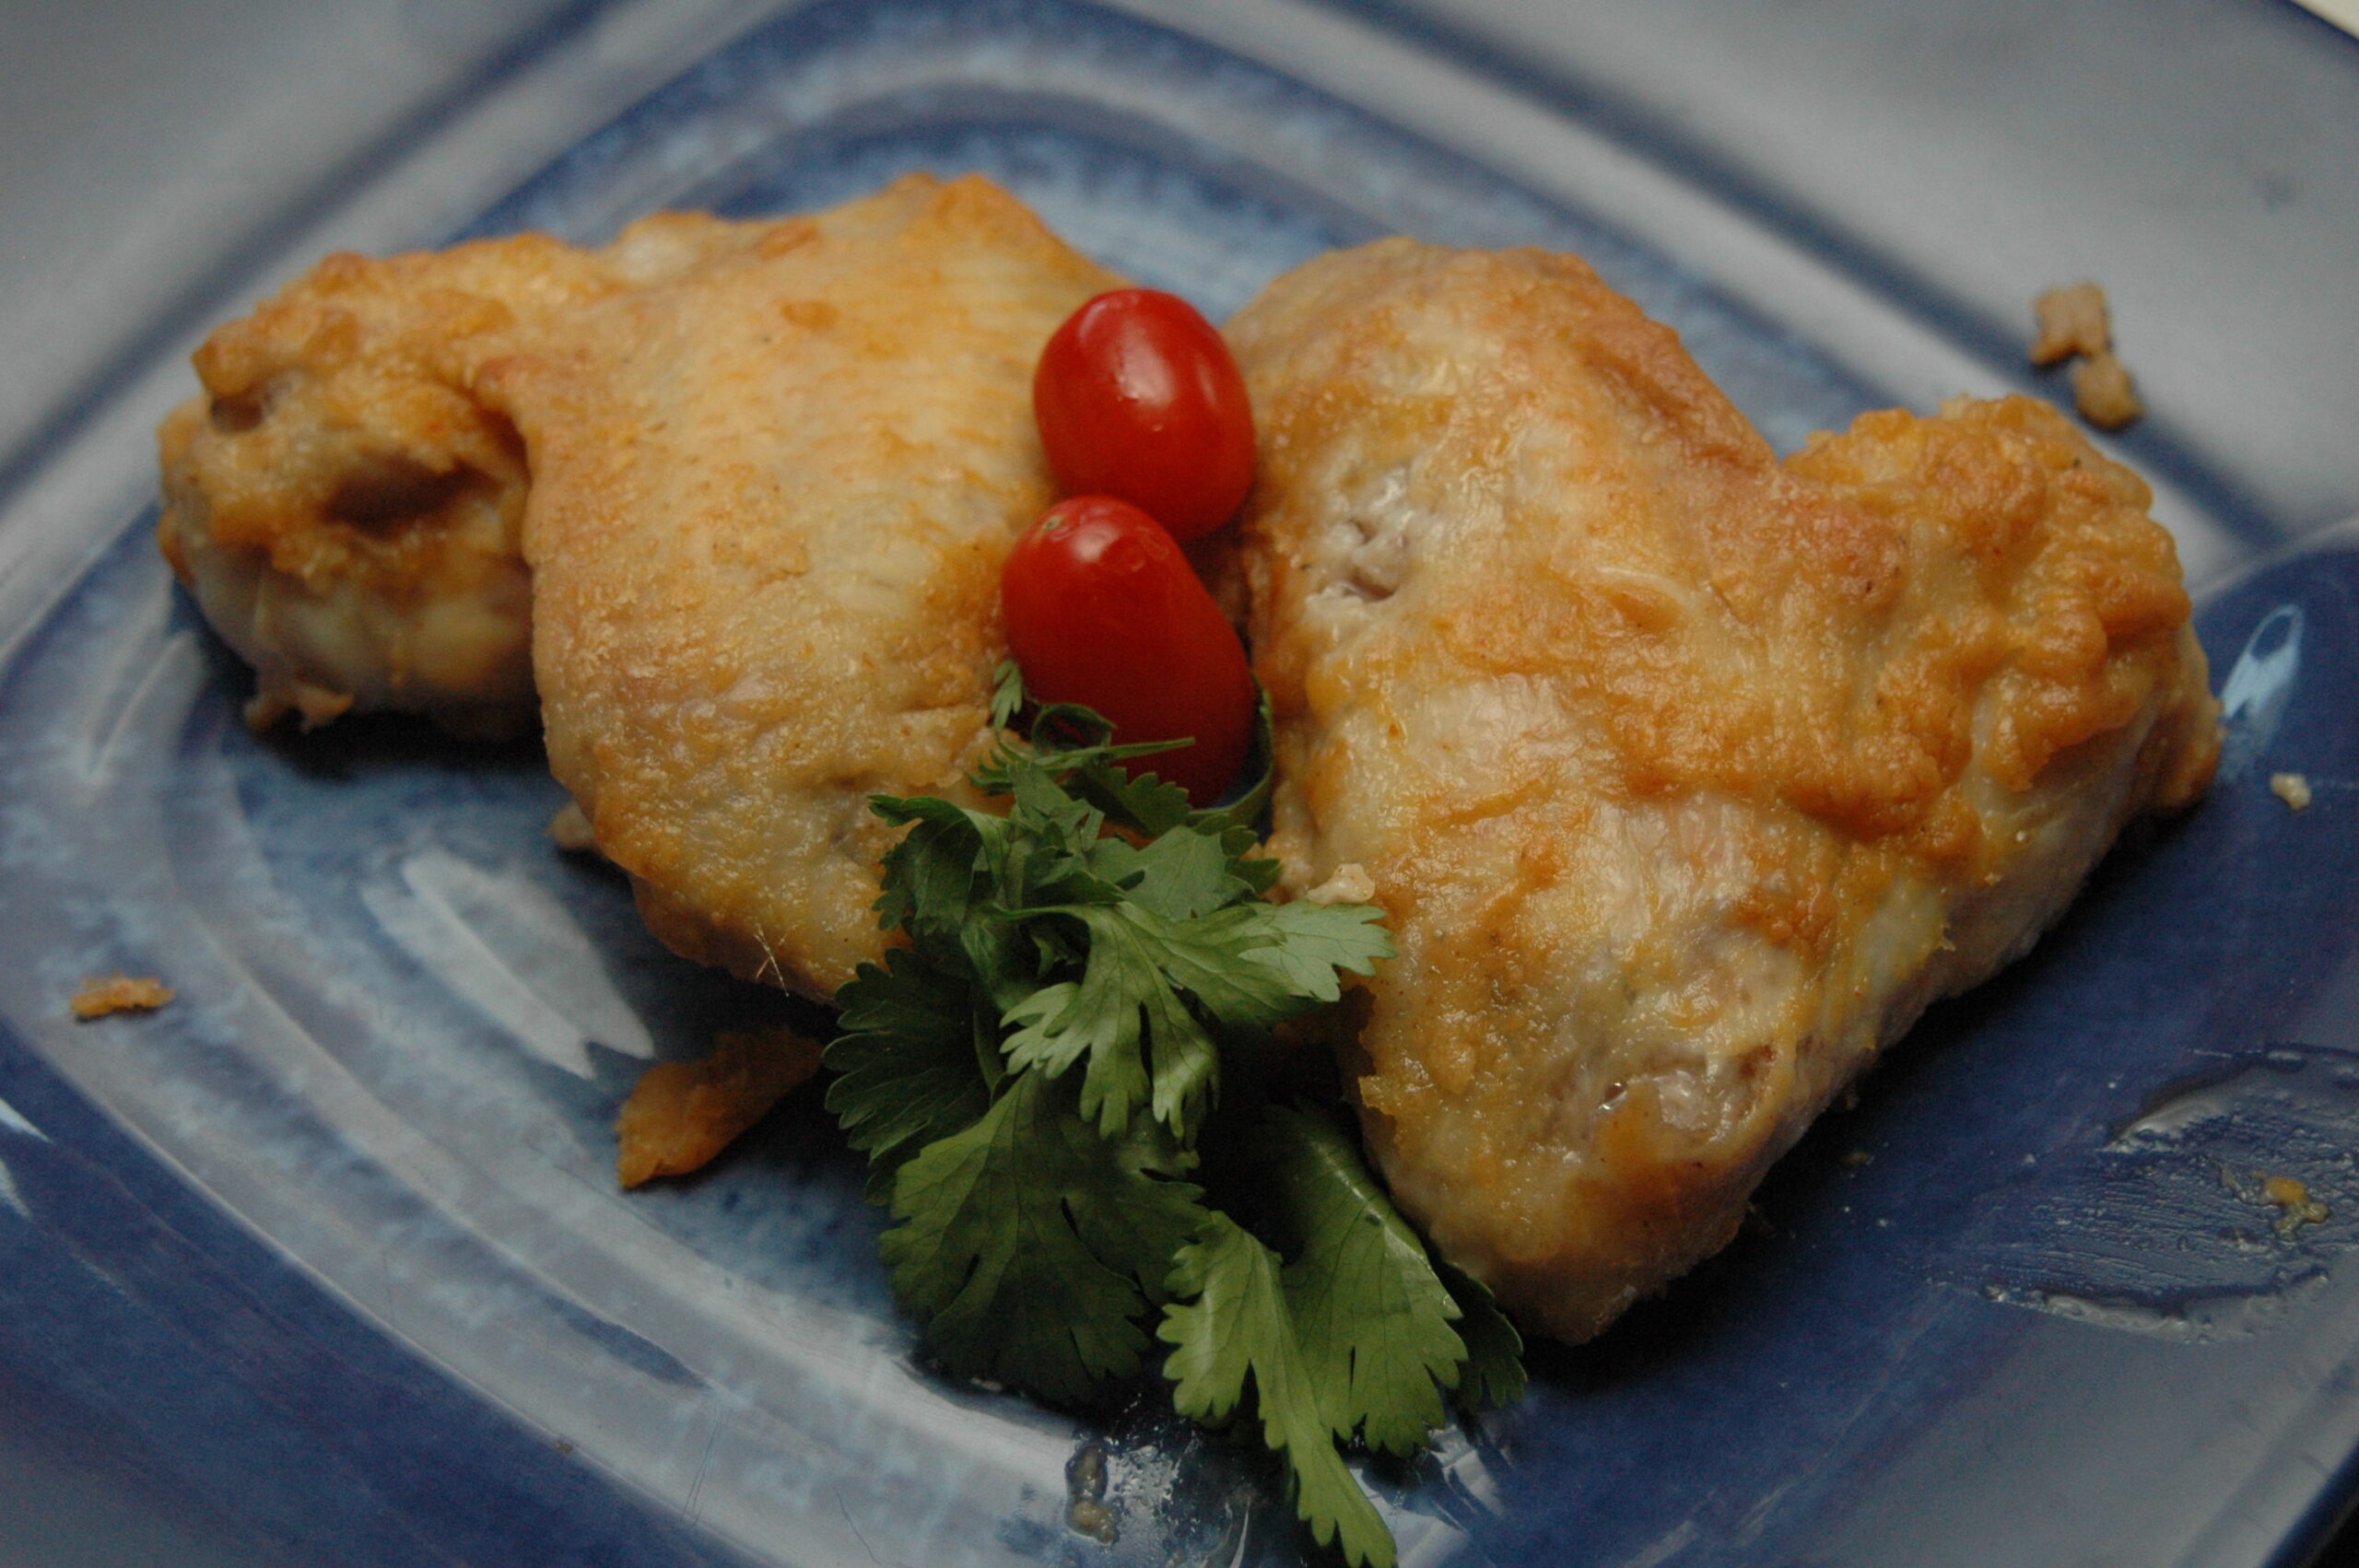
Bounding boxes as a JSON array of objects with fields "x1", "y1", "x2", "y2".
[
  {"x1": 1033, "y1": 289, "x2": 1255, "y2": 543},
  {"x1": 1000, "y1": 496, "x2": 1255, "y2": 805}
]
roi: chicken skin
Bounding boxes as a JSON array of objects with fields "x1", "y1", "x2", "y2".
[
  {"x1": 160, "y1": 174, "x2": 1123, "y2": 996},
  {"x1": 1226, "y1": 240, "x2": 2219, "y2": 1341}
]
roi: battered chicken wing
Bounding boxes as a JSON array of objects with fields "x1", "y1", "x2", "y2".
[
  {"x1": 499, "y1": 176, "x2": 1121, "y2": 997},
  {"x1": 1226, "y1": 240, "x2": 2218, "y2": 1341},
  {"x1": 158, "y1": 230, "x2": 634, "y2": 734},
  {"x1": 160, "y1": 174, "x2": 1123, "y2": 996}
]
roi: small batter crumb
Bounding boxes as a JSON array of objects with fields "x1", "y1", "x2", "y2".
[
  {"x1": 546, "y1": 800, "x2": 600, "y2": 852},
  {"x1": 2263, "y1": 1174, "x2": 2330, "y2": 1234},
  {"x1": 2031, "y1": 282, "x2": 2112, "y2": 365},
  {"x1": 1066, "y1": 1445, "x2": 1117, "y2": 1545},
  {"x1": 244, "y1": 680, "x2": 355, "y2": 733},
  {"x1": 70, "y1": 974, "x2": 174, "y2": 1020},
  {"x1": 2031, "y1": 282, "x2": 2142, "y2": 429},
  {"x1": 616, "y1": 1024, "x2": 824, "y2": 1187},
  {"x1": 1304, "y1": 861, "x2": 1378, "y2": 907},
  {"x1": 2271, "y1": 772, "x2": 2314, "y2": 811},
  {"x1": 2070, "y1": 350, "x2": 2145, "y2": 430}
]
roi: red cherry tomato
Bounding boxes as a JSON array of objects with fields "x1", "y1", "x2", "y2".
[
  {"x1": 1001, "y1": 496, "x2": 1255, "y2": 805},
  {"x1": 1033, "y1": 288, "x2": 1255, "y2": 543}
]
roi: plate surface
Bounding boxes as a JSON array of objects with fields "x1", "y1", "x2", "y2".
[{"x1": 2, "y1": 3, "x2": 2357, "y2": 1565}]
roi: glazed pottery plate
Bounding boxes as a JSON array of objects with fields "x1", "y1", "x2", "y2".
[{"x1": 2, "y1": 4, "x2": 2356, "y2": 1564}]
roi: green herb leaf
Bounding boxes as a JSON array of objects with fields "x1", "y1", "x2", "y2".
[
  {"x1": 1150, "y1": 902, "x2": 1391, "y2": 1026},
  {"x1": 999, "y1": 901, "x2": 1231, "y2": 1140},
  {"x1": 1086, "y1": 824, "x2": 1258, "y2": 921},
  {"x1": 880, "y1": 1069, "x2": 1206, "y2": 1404},
  {"x1": 868, "y1": 793, "x2": 990, "y2": 947},
  {"x1": 1434, "y1": 1258, "x2": 1527, "y2": 1413},
  {"x1": 1250, "y1": 1104, "x2": 1466, "y2": 1454},
  {"x1": 1246, "y1": 901, "x2": 1395, "y2": 1000},
  {"x1": 995, "y1": 898, "x2": 1391, "y2": 1141},
  {"x1": 1156, "y1": 1106, "x2": 1494, "y2": 1568},
  {"x1": 1160, "y1": 1214, "x2": 1396, "y2": 1568},
  {"x1": 989, "y1": 658, "x2": 1027, "y2": 731},
  {"x1": 826, "y1": 946, "x2": 992, "y2": 1202},
  {"x1": 1197, "y1": 680, "x2": 1280, "y2": 837}
]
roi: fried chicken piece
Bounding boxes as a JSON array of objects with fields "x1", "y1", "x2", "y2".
[
  {"x1": 1226, "y1": 240, "x2": 2219, "y2": 1342},
  {"x1": 160, "y1": 175, "x2": 1122, "y2": 996},
  {"x1": 495, "y1": 177, "x2": 1121, "y2": 996},
  {"x1": 158, "y1": 233, "x2": 634, "y2": 735}
]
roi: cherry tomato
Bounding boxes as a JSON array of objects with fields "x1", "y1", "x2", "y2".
[
  {"x1": 1001, "y1": 496, "x2": 1255, "y2": 804},
  {"x1": 1033, "y1": 289, "x2": 1255, "y2": 543}
]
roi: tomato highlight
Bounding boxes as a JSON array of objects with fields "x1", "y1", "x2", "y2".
[
  {"x1": 1032, "y1": 289, "x2": 1255, "y2": 542},
  {"x1": 1000, "y1": 496, "x2": 1255, "y2": 805}
]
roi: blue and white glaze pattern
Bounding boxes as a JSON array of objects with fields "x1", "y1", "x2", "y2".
[{"x1": 0, "y1": 2, "x2": 2353, "y2": 1565}]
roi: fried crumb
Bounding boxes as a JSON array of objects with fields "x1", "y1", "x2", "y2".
[
  {"x1": 2271, "y1": 772, "x2": 2314, "y2": 811},
  {"x1": 2070, "y1": 350, "x2": 2145, "y2": 430},
  {"x1": 546, "y1": 800, "x2": 600, "y2": 852},
  {"x1": 2032, "y1": 282, "x2": 2142, "y2": 429},
  {"x1": 616, "y1": 1024, "x2": 825, "y2": 1187},
  {"x1": 1304, "y1": 861, "x2": 1378, "y2": 906},
  {"x1": 243, "y1": 680, "x2": 355, "y2": 733},
  {"x1": 1066, "y1": 1445, "x2": 1117, "y2": 1545},
  {"x1": 2263, "y1": 1174, "x2": 2330, "y2": 1234},
  {"x1": 2030, "y1": 282, "x2": 2112, "y2": 365},
  {"x1": 70, "y1": 974, "x2": 174, "y2": 1020}
]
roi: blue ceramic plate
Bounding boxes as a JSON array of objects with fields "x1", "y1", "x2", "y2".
[{"x1": 2, "y1": 4, "x2": 2356, "y2": 1565}]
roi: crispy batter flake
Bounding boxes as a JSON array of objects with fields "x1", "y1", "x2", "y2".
[
  {"x1": 70, "y1": 974, "x2": 174, "y2": 1020},
  {"x1": 2071, "y1": 349, "x2": 2145, "y2": 430},
  {"x1": 2031, "y1": 281, "x2": 2113, "y2": 365},
  {"x1": 2030, "y1": 283, "x2": 2143, "y2": 430},
  {"x1": 616, "y1": 1024, "x2": 824, "y2": 1187}
]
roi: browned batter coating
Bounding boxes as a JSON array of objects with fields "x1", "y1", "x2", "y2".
[{"x1": 1228, "y1": 240, "x2": 2218, "y2": 1340}]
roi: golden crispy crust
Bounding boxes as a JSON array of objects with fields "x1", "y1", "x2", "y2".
[{"x1": 1228, "y1": 240, "x2": 2218, "y2": 1340}]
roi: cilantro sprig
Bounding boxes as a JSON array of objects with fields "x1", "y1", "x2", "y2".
[{"x1": 825, "y1": 667, "x2": 1524, "y2": 1567}]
